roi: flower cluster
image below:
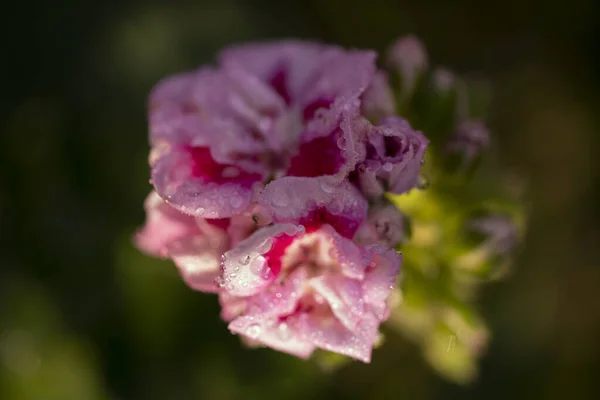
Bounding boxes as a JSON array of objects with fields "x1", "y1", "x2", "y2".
[{"x1": 135, "y1": 41, "x2": 429, "y2": 362}]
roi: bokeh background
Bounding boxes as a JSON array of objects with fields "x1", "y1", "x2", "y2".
[{"x1": 2, "y1": 0, "x2": 599, "y2": 399}]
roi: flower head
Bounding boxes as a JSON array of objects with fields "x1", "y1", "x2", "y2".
[{"x1": 135, "y1": 39, "x2": 430, "y2": 363}]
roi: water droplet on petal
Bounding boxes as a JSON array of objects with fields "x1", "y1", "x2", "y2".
[
  {"x1": 196, "y1": 207, "x2": 205, "y2": 215},
  {"x1": 417, "y1": 176, "x2": 429, "y2": 190},
  {"x1": 245, "y1": 323, "x2": 262, "y2": 339},
  {"x1": 320, "y1": 180, "x2": 335, "y2": 194},
  {"x1": 277, "y1": 322, "x2": 292, "y2": 341},
  {"x1": 446, "y1": 335, "x2": 456, "y2": 352},
  {"x1": 261, "y1": 268, "x2": 273, "y2": 280},
  {"x1": 249, "y1": 256, "x2": 266, "y2": 275},
  {"x1": 230, "y1": 196, "x2": 244, "y2": 209},
  {"x1": 272, "y1": 193, "x2": 289, "y2": 207}
]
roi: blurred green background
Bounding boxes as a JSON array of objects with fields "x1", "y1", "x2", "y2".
[{"x1": 1, "y1": 0, "x2": 599, "y2": 399}]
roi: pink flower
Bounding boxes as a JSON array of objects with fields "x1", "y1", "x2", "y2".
[
  {"x1": 148, "y1": 42, "x2": 377, "y2": 218},
  {"x1": 217, "y1": 181, "x2": 400, "y2": 363},
  {"x1": 221, "y1": 223, "x2": 401, "y2": 362},
  {"x1": 135, "y1": 39, "x2": 426, "y2": 363}
]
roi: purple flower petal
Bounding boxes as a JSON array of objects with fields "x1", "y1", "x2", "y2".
[
  {"x1": 296, "y1": 48, "x2": 376, "y2": 114},
  {"x1": 151, "y1": 145, "x2": 263, "y2": 218},
  {"x1": 290, "y1": 97, "x2": 368, "y2": 179},
  {"x1": 219, "y1": 41, "x2": 327, "y2": 104},
  {"x1": 354, "y1": 203, "x2": 406, "y2": 248},
  {"x1": 359, "y1": 116, "x2": 428, "y2": 195},
  {"x1": 259, "y1": 176, "x2": 368, "y2": 238}
]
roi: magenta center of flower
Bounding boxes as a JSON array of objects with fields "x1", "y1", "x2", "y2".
[
  {"x1": 269, "y1": 66, "x2": 292, "y2": 105},
  {"x1": 302, "y1": 97, "x2": 333, "y2": 122},
  {"x1": 286, "y1": 131, "x2": 346, "y2": 177},
  {"x1": 264, "y1": 225, "x2": 341, "y2": 284},
  {"x1": 263, "y1": 233, "x2": 296, "y2": 276},
  {"x1": 300, "y1": 208, "x2": 359, "y2": 239}
]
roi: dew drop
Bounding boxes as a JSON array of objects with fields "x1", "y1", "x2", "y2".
[
  {"x1": 320, "y1": 180, "x2": 335, "y2": 194},
  {"x1": 277, "y1": 323, "x2": 292, "y2": 341},
  {"x1": 446, "y1": 335, "x2": 456, "y2": 352},
  {"x1": 255, "y1": 239, "x2": 273, "y2": 254},
  {"x1": 230, "y1": 196, "x2": 244, "y2": 209},
  {"x1": 196, "y1": 207, "x2": 205, "y2": 215},
  {"x1": 417, "y1": 176, "x2": 429, "y2": 190},
  {"x1": 245, "y1": 323, "x2": 262, "y2": 339},
  {"x1": 249, "y1": 257, "x2": 266, "y2": 275},
  {"x1": 261, "y1": 268, "x2": 273, "y2": 280},
  {"x1": 272, "y1": 193, "x2": 289, "y2": 207}
]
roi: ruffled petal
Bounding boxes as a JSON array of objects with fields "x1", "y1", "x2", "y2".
[
  {"x1": 296, "y1": 309, "x2": 379, "y2": 363},
  {"x1": 219, "y1": 292, "x2": 248, "y2": 322},
  {"x1": 309, "y1": 275, "x2": 365, "y2": 330},
  {"x1": 259, "y1": 176, "x2": 368, "y2": 238},
  {"x1": 168, "y1": 235, "x2": 226, "y2": 293},
  {"x1": 229, "y1": 314, "x2": 315, "y2": 359},
  {"x1": 221, "y1": 224, "x2": 305, "y2": 296},
  {"x1": 297, "y1": 49, "x2": 376, "y2": 115},
  {"x1": 362, "y1": 245, "x2": 402, "y2": 320},
  {"x1": 151, "y1": 146, "x2": 263, "y2": 218},
  {"x1": 323, "y1": 225, "x2": 372, "y2": 280},
  {"x1": 227, "y1": 268, "x2": 315, "y2": 358},
  {"x1": 134, "y1": 191, "x2": 199, "y2": 257},
  {"x1": 218, "y1": 41, "x2": 328, "y2": 104},
  {"x1": 354, "y1": 203, "x2": 406, "y2": 248},
  {"x1": 359, "y1": 117, "x2": 428, "y2": 195},
  {"x1": 289, "y1": 98, "x2": 368, "y2": 179}
]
